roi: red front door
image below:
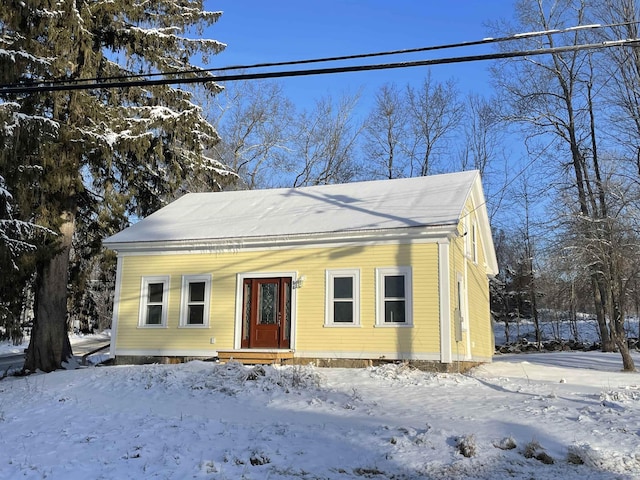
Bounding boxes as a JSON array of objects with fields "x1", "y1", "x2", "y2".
[{"x1": 241, "y1": 277, "x2": 291, "y2": 349}]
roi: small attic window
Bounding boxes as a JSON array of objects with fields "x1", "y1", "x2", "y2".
[{"x1": 471, "y1": 222, "x2": 478, "y2": 264}]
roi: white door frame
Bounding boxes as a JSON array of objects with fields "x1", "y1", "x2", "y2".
[{"x1": 234, "y1": 271, "x2": 299, "y2": 350}]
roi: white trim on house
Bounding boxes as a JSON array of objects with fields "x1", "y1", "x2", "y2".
[
  {"x1": 469, "y1": 176, "x2": 498, "y2": 275},
  {"x1": 324, "y1": 269, "x2": 361, "y2": 327},
  {"x1": 471, "y1": 221, "x2": 478, "y2": 264},
  {"x1": 438, "y1": 240, "x2": 452, "y2": 364},
  {"x1": 109, "y1": 256, "x2": 124, "y2": 359},
  {"x1": 106, "y1": 224, "x2": 458, "y2": 256},
  {"x1": 294, "y1": 350, "x2": 442, "y2": 361},
  {"x1": 138, "y1": 276, "x2": 170, "y2": 328},
  {"x1": 115, "y1": 349, "x2": 218, "y2": 357},
  {"x1": 112, "y1": 348, "x2": 493, "y2": 363},
  {"x1": 463, "y1": 209, "x2": 470, "y2": 258},
  {"x1": 375, "y1": 267, "x2": 413, "y2": 327},
  {"x1": 233, "y1": 271, "x2": 299, "y2": 350},
  {"x1": 179, "y1": 274, "x2": 212, "y2": 328}
]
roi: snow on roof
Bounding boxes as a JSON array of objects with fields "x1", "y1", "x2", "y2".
[{"x1": 104, "y1": 170, "x2": 480, "y2": 245}]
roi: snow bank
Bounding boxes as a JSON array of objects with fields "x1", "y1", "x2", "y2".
[{"x1": 0, "y1": 351, "x2": 639, "y2": 479}]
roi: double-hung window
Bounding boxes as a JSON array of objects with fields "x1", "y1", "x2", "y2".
[
  {"x1": 180, "y1": 274, "x2": 212, "y2": 327},
  {"x1": 139, "y1": 276, "x2": 170, "y2": 327},
  {"x1": 376, "y1": 267, "x2": 412, "y2": 326},
  {"x1": 325, "y1": 269, "x2": 360, "y2": 326}
]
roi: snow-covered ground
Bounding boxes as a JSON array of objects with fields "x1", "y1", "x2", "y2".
[
  {"x1": 0, "y1": 332, "x2": 111, "y2": 356},
  {"x1": 0, "y1": 340, "x2": 639, "y2": 479}
]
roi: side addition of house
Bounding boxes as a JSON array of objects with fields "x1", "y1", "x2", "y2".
[{"x1": 104, "y1": 170, "x2": 498, "y2": 370}]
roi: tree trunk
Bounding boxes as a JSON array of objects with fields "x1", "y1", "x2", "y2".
[
  {"x1": 591, "y1": 275, "x2": 615, "y2": 351},
  {"x1": 611, "y1": 324, "x2": 636, "y2": 372},
  {"x1": 24, "y1": 212, "x2": 74, "y2": 373},
  {"x1": 504, "y1": 293, "x2": 511, "y2": 344},
  {"x1": 609, "y1": 270, "x2": 636, "y2": 371}
]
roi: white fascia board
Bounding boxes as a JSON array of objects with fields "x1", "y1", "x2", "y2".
[
  {"x1": 438, "y1": 240, "x2": 452, "y2": 364},
  {"x1": 470, "y1": 177, "x2": 499, "y2": 276},
  {"x1": 105, "y1": 224, "x2": 459, "y2": 256},
  {"x1": 108, "y1": 255, "x2": 124, "y2": 358}
]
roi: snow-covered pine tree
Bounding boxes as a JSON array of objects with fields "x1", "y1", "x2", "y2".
[
  {"x1": 0, "y1": 1, "x2": 232, "y2": 372},
  {"x1": 0, "y1": 173, "x2": 49, "y2": 345}
]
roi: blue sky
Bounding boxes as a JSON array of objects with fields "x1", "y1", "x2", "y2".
[{"x1": 205, "y1": 1, "x2": 512, "y2": 110}]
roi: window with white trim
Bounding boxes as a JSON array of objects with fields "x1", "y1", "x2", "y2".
[
  {"x1": 139, "y1": 276, "x2": 170, "y2": 327},
  {"x1": 463, "y1": 211, "x2": 470, "y2": 257},
  {"x1": 471, "y1": 221, "x2": 478, "y2": 263},
  {"x1": 376, "y1": 267, "x2": 412, "y2": 326},
  {"x1": 325, "y1": 269, "x2": 360, "y2": 326},
  {"x1": 180, "y1": 274, "x2": 212, "y2": 327}
]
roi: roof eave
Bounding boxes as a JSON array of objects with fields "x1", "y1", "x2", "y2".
[{"x1": 104, "y1": 223, "x2": 459, "y2": 255}]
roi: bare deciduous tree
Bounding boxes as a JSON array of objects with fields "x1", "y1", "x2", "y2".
[
  {"x1": 362, "y1": 83, "x2": 409, "y2": 179},
  {"x1": 594, "y1": 0, "x2": 640, "y2": 175},
  {"x1": 205, "y1": 80, "x2": 294, "y2": 190},
  {"x1": 459, "y1": 94, "x2": 502, "y2": 176},
  {"x1": 459, "y1": 93, "x2": 509, "y2": 222},
  {"x1": 405, "y1": 72, "x2": 464, "y2": 176},
  {"x1": 493, "y1": 0, "x2": 635, "y2": 370},
  {"x1": 289, "y1": 93, "x2": 363, "y2": 187}
]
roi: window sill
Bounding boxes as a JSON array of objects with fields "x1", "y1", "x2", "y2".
[
  {"x1": 374, "y1": 323, "x2": 413, "y2": 328},
  {"x1": 323, "y1": 323, "x2": 361, "y2": 328},
  {"x1": 178, "y1": 324, "x2": 210, "y2": 329},
  {"x1": 137, "y1": 324, "x2": 168, "y2": 329}
]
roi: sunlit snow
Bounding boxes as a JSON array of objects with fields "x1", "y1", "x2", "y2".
[{"x1": 0, "y1": 334, "x2": 638, "y2": 479}]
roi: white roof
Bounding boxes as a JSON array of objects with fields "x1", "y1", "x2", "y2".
[{"x1": 105, "y1": 170, "x2": 480, "y2": 245}]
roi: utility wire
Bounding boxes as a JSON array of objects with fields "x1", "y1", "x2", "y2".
[
  {"x1": 1, "y1": 22, "x2": 636, "y2": 90},
  {"x1": 1, "y1": 38, "x2": 638, "y2": 95}
]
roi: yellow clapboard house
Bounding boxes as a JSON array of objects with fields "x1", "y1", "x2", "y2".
[{"x1": 104, "y1": 170, "x2": 498, "y2": 370}]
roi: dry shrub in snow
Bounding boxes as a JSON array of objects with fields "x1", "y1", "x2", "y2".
[
  {"x1": 275, "y1": 365, "x2": 323, "y2": 390},
  {"x1": 370, "y1": 362, "x2": 411, "y2": 377},
  {"x1": 493, "y1": 436, "x2": 517, "y2": 450},
  {"x1": 566, "y1": 445, "x2": 586, "y2": 465},
  {"x1": 523, "y1": 440, "x2": 554, "y2": 464},
  {"x1": 600, "y1": 389, "x2": 639, "y2": 403},
  {"x1": 565, "y1": 443, "x2": 640, "y2": 471},
  {"x1": 368, "y1": 362, "x2": 425, "y2": 383},
  {"x1": 249, "y1": 451, "x2": 271, "y2": 466},
  {"x1": 455, "y1": 434, "x2": 477, "y2": 458},
  {"x1": 229, "y1": 362, "x2": 323, "y2": 392},
  {"x1": 127, "y1": 361, "x2": 324, "y2": 398},
  {"x1": 243, "y1": 365, "x2": 266, "y2": 381}
]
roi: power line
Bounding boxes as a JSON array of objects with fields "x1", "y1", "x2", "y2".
[
  {"x1": 3, "y1": 22, "x2": 629, "y2": 89},
  {"x1": 1, "y1": 38, "x2": 638, "y2": 95}
]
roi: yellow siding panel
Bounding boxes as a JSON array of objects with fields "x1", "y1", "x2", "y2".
[
  {"x1": 115, "y1": 242, "x2": 442, "y2": 359},
  {"x1": 446, "y1": 197, "x2": 493, "y2": 361}
]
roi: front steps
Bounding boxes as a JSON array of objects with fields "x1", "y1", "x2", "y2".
[{"x1": 216, "y1": 350, "x2": 294, "y2": 365}]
